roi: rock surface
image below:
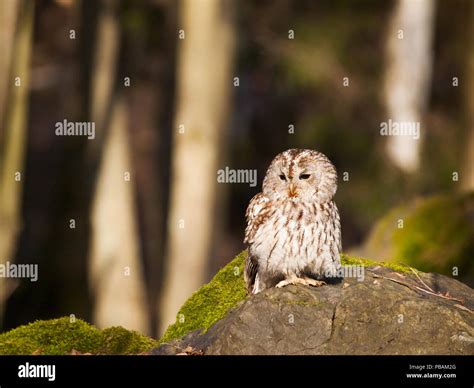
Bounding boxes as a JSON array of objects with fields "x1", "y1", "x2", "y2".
[{"x1": 154, "y1": 265, "x2": 474, "y2": 355}]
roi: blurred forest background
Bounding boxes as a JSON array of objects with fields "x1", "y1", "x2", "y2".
[{"x1": 0, "y1": 0, "x2": 473, "y2": 337}]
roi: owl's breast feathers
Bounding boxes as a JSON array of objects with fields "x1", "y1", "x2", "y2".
[{"x1": 244, "y1": 193, "x2": 341, "y2": 283}]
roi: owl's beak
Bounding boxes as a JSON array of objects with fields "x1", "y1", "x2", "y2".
[{"x1": 288, "y1": 183, "x2": 297, "y2": 197}]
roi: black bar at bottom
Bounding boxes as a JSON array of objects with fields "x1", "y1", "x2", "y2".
[{"x1": 0, "y1": 355, "x2": 471, "y2": 386}]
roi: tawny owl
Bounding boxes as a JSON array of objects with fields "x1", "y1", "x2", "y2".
[{"x1": 244, "y1": 148, "x2": 342, "y2": 294}]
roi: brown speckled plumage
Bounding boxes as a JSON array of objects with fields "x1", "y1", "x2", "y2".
[{"x1": 244, "y1": 149, "x2": 342, "y2": 294}]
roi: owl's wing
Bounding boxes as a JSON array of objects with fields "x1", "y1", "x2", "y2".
[
  {"x1": 244, "y1": 192, "x2": 271, "y2": 244},
  {"x1": 244, "y1": 192, "x2": 271, "y2": 293},
  {"x1": 244, "y1": 252, "x2": 258, "y2": 293}
]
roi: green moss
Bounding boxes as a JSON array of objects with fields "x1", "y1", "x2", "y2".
[
  {"x1": 0, "y1": 246, "x2": 427, "y2": 353},
  {"x1": 159, "y1": 251, "x2": 247, "y2": 344},
  {"x1": 392, "y1": 194, "x2": 473, "y2": 273},
  {"x1": 281, "y1": 300, "x2": 323, "y2": 307},
  {"x1": 341, "y1": 253, "x2": 411, "y2": 273},
  {"x1": 99, "y1": 326, "x2": 157, "y2": 355},
  {"x1": 365, "y1": 193, "x2": 474, "y2": 279},
  {"x1": 159, "y1": 250, "x2": 413, "y2": 344},
  {"x1": 0, "y1": 317, "x2": 157, "y2": 355}
]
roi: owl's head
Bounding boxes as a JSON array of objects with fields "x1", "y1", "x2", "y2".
[{"x1": 262, "y1": 148, "x2": 338, "y2": 203}]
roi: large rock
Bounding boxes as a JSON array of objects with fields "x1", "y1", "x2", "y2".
[{"x1": 155, "y1": 262, "x2": 474, "y2": 355}]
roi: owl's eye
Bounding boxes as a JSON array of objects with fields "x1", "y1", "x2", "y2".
[
  {"x1": 279, "y1": 174, "x2": 287, "y2": 181},
  {"x1": 299, "y1": 174, "x2": 311, "y2": 180}
]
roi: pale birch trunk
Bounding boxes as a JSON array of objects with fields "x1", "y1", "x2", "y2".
[
  {"x1": 89, "y1": 95, "x2": 149, "y2": 334},
  {"x1": 0, "y1": 0, "x2": 20, "y2": 131},
  {"x1": 88, "y1": 0, "x2": 149, "y2": 334},
  {"x1": 159, "y1": 0, "x2": 235, "y2": 332},
  {"x1": 384, "y1": 0, "x2": 436, "y2": 173},
  {"x1": 0, "y1": 0, "x2": 34, "y2": 326},
  {"x1": 460, "y1": 4, "x2": 474, "y2": 191}
]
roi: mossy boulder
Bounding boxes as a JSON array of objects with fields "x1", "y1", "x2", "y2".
[
  {"x1": 159, "y1": 250, "x2": 413, "y2": 344},
  {"x1": 362, "y1": 193, "x2": 474, "y2": 286},
  {"x1": 159, "y1": 251, "x2": 247, "y2": 344},
  {"x1": 0, "y1": 317, "x2": 157, "y2": 355},
  {"x1": 155, "y1": 258, "x2": 474, "y2": 355}
]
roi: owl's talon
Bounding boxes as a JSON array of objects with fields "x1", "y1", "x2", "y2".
[
  {"x1": 275, "y1": 276, "x2": 326, "y2": 289},
  {"x1": 303, "y1": 278, "x2": 326, "y2": 287},
  {"x1": 275, "y1": 276, "x2": 302, "y2": 288},
  {"x1": 275, "y1": 279, "x2": 292, "y2": 288}
]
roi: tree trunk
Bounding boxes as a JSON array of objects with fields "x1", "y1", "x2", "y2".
[
  {"x1": 0, "y1": 0, "x2": 34, "y2": 327},
  {"x1": 461, "y1": 3, "x2": 474, "y2": 192},
  {"x1": 159, "y1": 0, "x2": 235, "y2": 333},
  {"x1": 383, "y1": 0, "x2": 435, "y2": 173},
  {"x1": 87, "y1": 0, "x2": 149, "y2": 334},
  {"x1": 89, "y1": 95, "x2": 149, "y2": 334},
  {"x1": 0, "y1": 0, "x2": 20, "y2": 133}
]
